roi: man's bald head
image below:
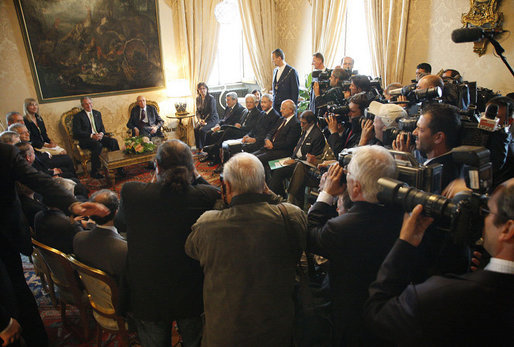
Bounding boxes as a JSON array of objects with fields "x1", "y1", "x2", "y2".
[{"x1": 417, "y1": 75, "x2": 444, "y2": 90}]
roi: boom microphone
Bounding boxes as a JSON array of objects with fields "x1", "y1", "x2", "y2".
[{"x1": 451, "y1": 27, "x2": 485, "y2": 43}]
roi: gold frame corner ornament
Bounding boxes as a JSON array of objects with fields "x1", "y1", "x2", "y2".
[{"x1": 461, "y1": 0, "x2": 504, "y2": 56}]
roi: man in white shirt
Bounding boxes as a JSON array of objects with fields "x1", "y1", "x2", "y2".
[
  {"x1": 127, "y1": 95, "x2": 164, "y2": 138},
  {"x1": 364, "y1": 178, "x2": 514, "y2": 345}
]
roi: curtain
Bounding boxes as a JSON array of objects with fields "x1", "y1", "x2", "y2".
[
  {"x1": 174, "y1": 0, "x2": 222, "y2": 95},
  {"x1": 238, "y1": 0, "x2": 276, "y2": 92},
  {"x1": 364, "y1": 0, "x2": 410, "y2": 86},
  {"x1": 311, "y1": 0, "x2": 348, "y2": 68}
]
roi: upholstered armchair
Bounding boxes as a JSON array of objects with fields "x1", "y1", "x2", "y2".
[{"x1": 126, "y1": 100, "x2": 169, "y2": 140}]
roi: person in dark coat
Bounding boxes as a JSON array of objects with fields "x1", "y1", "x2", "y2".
[
  {"x1": 116, "y1": 140, "x2": 220, "y2": 347},
  {"x1": 271, "y1": 48, "x2": 299, "y2": 112},
  {"x1": 194, "y1": 82, "x2": 219, "y2": 150},
  {"x1": 126, "y1": 95, "x2": 165, "y2": 138}
]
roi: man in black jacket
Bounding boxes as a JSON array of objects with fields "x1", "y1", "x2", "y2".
[
  {"x1": 241, "y1": 94, "x2": 282, "y2": 153},
  {"x1": 271, "y1": 48, "x2": 300, "y2": 112},
  {"x1": 364, "y1": 178, "x2": 514, "y2": 345},
  {"x1": 307, "y1": 145, "x2": 403, "y2": 346},
  {"x1": 126, "y1": 95, "x2": 165, "y2": 138},
  {"x1": 116, "y1": 140, "x2": 220, "y2": 347},
  {"x1": 269, "y1": 110, "x2": 325, "y2": 198},
  {"x1": 72, "y1": 96, "x2": 120, "y2": 179},
  {"x1": 0, "y1": 143, "x2": 107, "y2": 347},
  {"x1": 253, "y1": 99, "x2": 301, "y2": 182}
]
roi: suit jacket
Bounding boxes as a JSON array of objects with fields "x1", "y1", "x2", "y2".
[
  {"x1": 272, "y1": 64, "x2": 300, "y2": 110},
  {"x1": 0, "y1": 143, "x2": 76, "y2": 256},
  {"x1": 291, "y1": 124, "x2": 325, "y2": 160},
  {"x1": 307, "y1": 200, "x2": 403, "y2": 344},
  {"x1": 219, "y1": 102, "x2": 245, "y2": 127},
  {"x1": 238, "y1": 107, "x2": 262, "y2": 133},
  {"x1": 250, "y1": 108, "x2": 282, "y2": 141},
  {"x1": 186, "y1": 193, "x2": 307, "y2": 347},
  {"x1": 196, "y1": 94, "x2": 219, "y2": 124},
  {"x1": 73, "y1": 226, "x2": 127, "y2": 281},
  {"x1": 116, "y1": 180, "x2": 220, "y2": 321},
  {"x1": 327, "y1": 116, "x2": 362, "y2": 155},
  {"x1": 126, "y1": 104, "x2": 164, "y2": 131},
  {"x1": 34, "y1": 209, "x2": 82, "y2": 254},
  {"x1": 24, "y1": 114, "x2": 51, "y2": 149},
  {"x1": 268, "y1": 116, "x2": 302, "y2": 153},
  {"x1": 364, "y1": 239, "x2": 514, "y2": 345},
  {"x1": 72, "y1": 109, "x2": 107, "y2": 143}
]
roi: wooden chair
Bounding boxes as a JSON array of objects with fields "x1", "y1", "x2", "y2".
[
  {"x1": 60, "y1": 107, "x2": 108, "y2": 176},
  {"x1": 69, "y1": 256, "x2": 130, "y2": 347},
  {"x1": 31, "y1": 247, "x2": 58, "y2": 308},
  {"x1": 127, "y1": 100, "x2": 169, "y2": 140},
  {"x1": 32, "y1": 239, "x2": 92, "y2": 339}
]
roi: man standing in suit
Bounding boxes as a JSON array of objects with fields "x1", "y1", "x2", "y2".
[
  {"x1": 126, "y1": 95, "x2": 164, "y2": 138},
  {"x1": 72, "y1": 96, "x2": 120, "y2": 179},
  {"x1": 253, "y1": 99, "x2": 301, "y2": 181},
  {"x1": 116, "y1": 140, "x2": 219, "y2": 347},
  {"x1": 364, "y1": 178, "x2": 514, "y2": 345},
  {"x1": 307, "y1": 146, "x2": 403, "y2": 346},
  {"x1": 271, "y1": 48, "x2": 300, "y2": 112},
  {"x1": 269, "y1": 110, "x2": 325, "y2": 199},
  {"x1": 74, "y1": 189, "x2": 127, "y2": 282},
  {"x1": 0, "y1": 142, "x2": 108, "y2": 347}
]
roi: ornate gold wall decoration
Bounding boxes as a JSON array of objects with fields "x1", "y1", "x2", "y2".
[{"x1": 461, "y1": 0, "x2": 504, "y2": 56}]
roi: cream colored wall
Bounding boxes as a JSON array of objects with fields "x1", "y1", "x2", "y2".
[
  {"x1": 403, "y1": 0, "x2": 513, "y2": 94},
  {"x1": 0, "y1": 0, "x2": 183, "y2": 147},
  {"x1": 275, "y1": 0, "x2": 313, "y2": 85}
]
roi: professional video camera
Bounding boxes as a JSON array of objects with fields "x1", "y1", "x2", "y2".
[
  {"x1": 318, "y1": 103, "x2": 350, "y2": 128},
  {"x1": 312, "y1": 70, "x2": 332, "y2": 96},
  {"x1": 377, "y1": 178, "x2": 486, "y2": 246},
  {"x1": 389, "y1": 86, "x2": 443, "y2": 104}
]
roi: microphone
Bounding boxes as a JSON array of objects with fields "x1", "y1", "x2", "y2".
[
  {"x1": 451, "y1": 27, "x2": 485, "y2": 43},
  {"x1": 451, "y1": 27, "x2": 503, "y2": 43}
]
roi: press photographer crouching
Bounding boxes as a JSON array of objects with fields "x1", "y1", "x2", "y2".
[
  {"x1": 307, "y1": 145, "x2": 403, "y2": 346},
  {"x1": 364, "y1": 178, "x2": 514, "y2": 345}
]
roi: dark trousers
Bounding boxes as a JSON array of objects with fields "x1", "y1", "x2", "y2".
[
  {"x1": 287, "y1": 162, "x2": 320, "y2": 208},
  {"x1": 134, "y1": 316, "x2": 202, "y2": 347},
  {"x1": 269, "y1": 164, "x2": 295, "y2": 198},
  {"x1": 79, "y1": 136, "x2": 119, "y2": 174},
  {"x1": 194, "y1": 120, "x2": 217, "y2": 149},
  {"x1": 1, "y1": 252, "x2": 48, "y2": 346},
  {"x1": 47, "y1": 154, "x2": 77, "y2": 178},
  {"x1": 253, "y1": 148, "x2": 291, "y2": 182}
]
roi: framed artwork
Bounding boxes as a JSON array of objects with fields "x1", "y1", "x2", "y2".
[{"x1": 14, "y1": 0, "x2": 165, "y2": 103}]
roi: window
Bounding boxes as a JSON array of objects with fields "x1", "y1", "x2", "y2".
[
  {"x1": 208, "y1": 0, "x2": 255, "y2": 86},
  {"x1": 336, "y1": 0, "x2": 373, "y2": 76}
]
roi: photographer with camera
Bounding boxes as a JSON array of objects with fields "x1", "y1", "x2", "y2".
[
  {"x1": 393, "y1": 103, "x2": 461, "y2": 191},
  {"x1": 359, "y1": 101, "x2": 407, "y2": 147},
  {"x1": 326, "y1": 92, "x2": 370, "y2": 155},
  {"x1": 307, "y1": 145, "x2": 403, "y2": 346},
  {"x1": 415, "y1": 62, "x2": 431, "y2": 82},
  {"x1": 313, "y1": 67, "x2": 349, "y2": 115},
  {"x1": 364, "y1": 178, "x2": 514, "y2": 345}
]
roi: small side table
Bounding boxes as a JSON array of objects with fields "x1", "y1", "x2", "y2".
[{"x1": 167, "y1": 113, "x2": 195, "y2": 146}]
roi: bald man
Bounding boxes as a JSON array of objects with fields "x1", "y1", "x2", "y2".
[{"x1": 127, "y1": 96, "x2": 164, "y2": 138}]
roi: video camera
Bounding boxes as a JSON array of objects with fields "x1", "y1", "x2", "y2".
[
  {"x1": 312, "y1": 70, "x2": 332, "y2": 96},
  {"x1": 389, "y1": 85, "x2": 443, "y2": 104},
  {"x1": 318, "y1": 102, "x2": 350, "y2": 128}
]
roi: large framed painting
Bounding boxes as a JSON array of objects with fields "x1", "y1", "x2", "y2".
[{"x1": 14, "y1": 0, "x2": 165, "y2": 103}]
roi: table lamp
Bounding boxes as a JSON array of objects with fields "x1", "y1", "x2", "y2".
[{"x1": 167, "y1": 79, "x2": 192, "y2": 116}]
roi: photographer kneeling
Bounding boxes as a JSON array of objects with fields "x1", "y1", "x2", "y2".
[
  {"x1": 364, "y1": 178, "x2": 514, "y2": 345},
  {"x1": 307, "y1": 145, "x2": 403, "y2": 346}
]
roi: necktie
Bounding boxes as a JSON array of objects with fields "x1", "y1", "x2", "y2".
[
  {"x1": 141, "y1": 109, "x2": 146, "y2": 123},
  {"x1": 293, "y1": 130, "x2": 307, "y2": 158},
  {"x1": 89, "y1": 112, "x2": 97, "y2": 133},
  {"x1": 272, "y1": 119, "x2": 287, "y2": 142}
]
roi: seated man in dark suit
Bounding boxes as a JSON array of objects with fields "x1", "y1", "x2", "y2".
[
  {"x1": 269, "y1": 110, "x2": 325, "y2": 199},
  {"x1": 201, "y1": 92, "x2": 246, "y2": 161},
  {"x1": 364, "y1": 178, "x2": 514, "y2": 345},
  {"x1": 204, "y1": 93, "x2": 262, "y2": 167},
  {"x1": 307, "y1": 146, "x2": 403, "y2": 346},
  {"x1": 74, "y1": 189, "x2": 127, "y2": 282},
  {"x1": 241, "y1": 94, "x2": 282, "y2": 153},
  {"x1": 126, "y1": 95, "x2": 164, "y2": 138},
  {"x1": 253, "y1": 99, "x2": 301, "y2": 181},
  {"x1": 33, "y1": 206, "x2": 84, "y2": 254},
  {"x1": 72, "y1": 96, "x2": 120, "y2": 179}
]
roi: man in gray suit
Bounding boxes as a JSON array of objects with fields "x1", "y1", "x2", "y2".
[{"x1": 73, "y1": 189, "x2": 127, "y2": 281}]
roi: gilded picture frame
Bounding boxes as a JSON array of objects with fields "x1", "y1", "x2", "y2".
[{"x1": 14, "y1": 0, "x2": 165, "y2": 103}]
